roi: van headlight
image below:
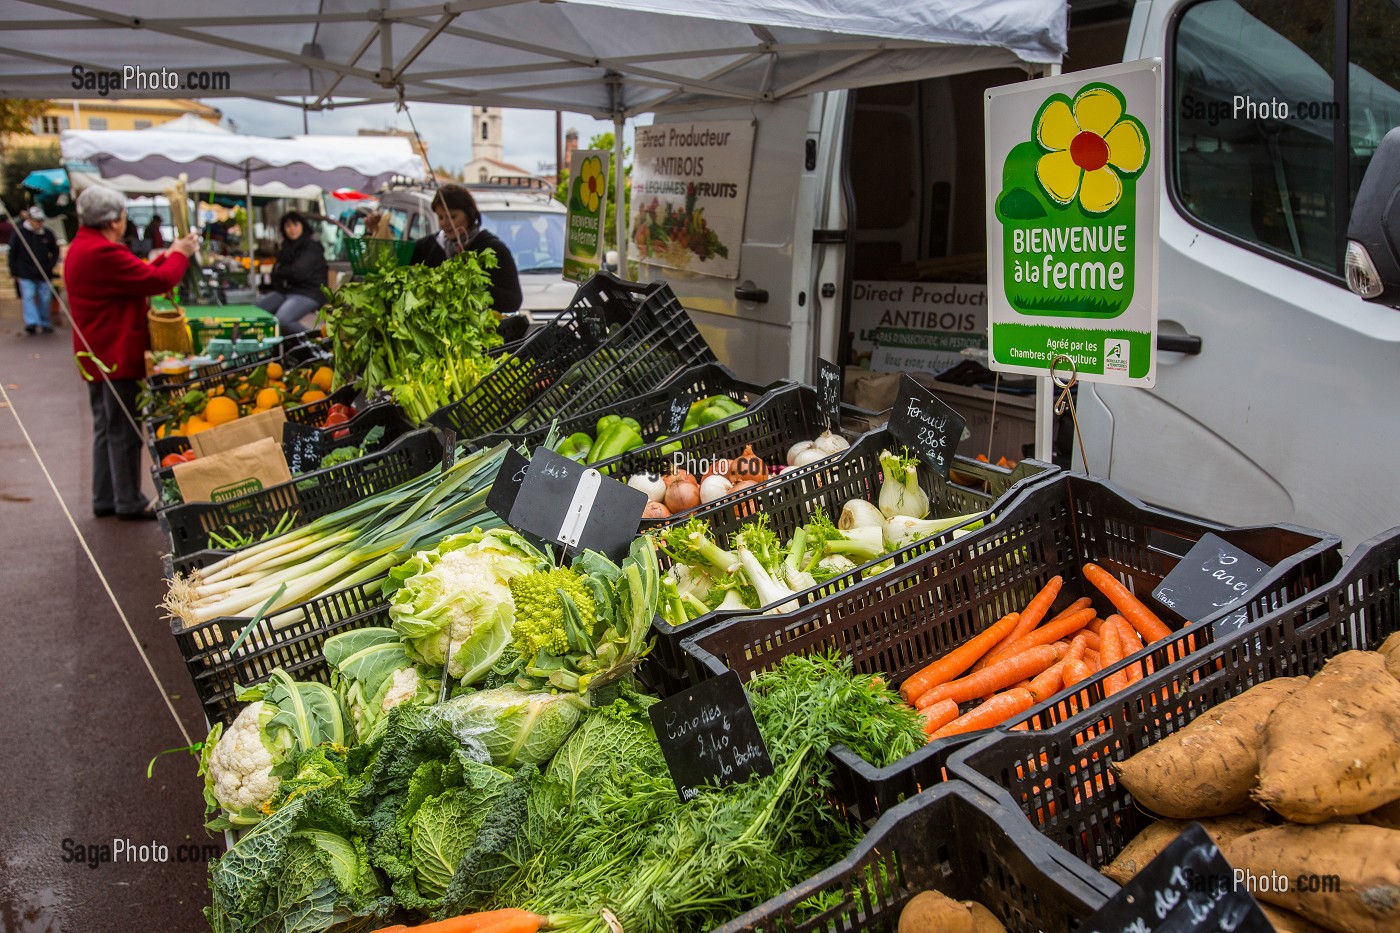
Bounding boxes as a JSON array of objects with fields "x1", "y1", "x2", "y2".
[{"x1": 1345, "y1": 240, "x2": 1385, "y2": 299}]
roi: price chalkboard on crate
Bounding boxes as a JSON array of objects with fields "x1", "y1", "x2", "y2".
[
  {"x1": 648, "y1": 670, "x2": 774, "y2": 802},
  {"x1": 817, "y1": 358, "x2": 843, "y2": 428},
  {"x1": 664, "y1": 386, "x2": 696, "y2": 436},
  {"x1": 1085, "y1": 824, "x2": 1272, "y2": 933},
  {"x1": 507, "y1": 448, "x2": 647, "y2": 562},
  {"x1": 282, "y1": 421, "x2": 331, "y2": 474},
  {"x1": 579, "y1": 304, "x2": 609, "y2": 343},
  {"x1": 889, "y1": 374, "x2": 967, "y2": 479},
  {"x1": 1152, "y1": 533, "x2": 1273, "y2": 635}
]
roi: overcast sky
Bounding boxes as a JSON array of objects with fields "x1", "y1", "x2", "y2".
[{"x1": 211, "y1": 100, "x2": 634, "y2": 176}]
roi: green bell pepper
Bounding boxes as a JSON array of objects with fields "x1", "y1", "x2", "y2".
[
  {"x1": 589, "y1": 422, "x2": 644, "y2": 462},
  {"x1": 596, "y1": 414, "x2": 622, "y2": 435},
  {"x1": 657, "y1": 435, "x2": 682, "y2": 457}
]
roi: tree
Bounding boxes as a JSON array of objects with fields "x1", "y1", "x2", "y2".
[
  {"x1": 1, "y1": 143, "x2": 62, "y2": 217},
  {"x1": 555, "y1": 132, "x2": 631, "y2": 250},
  {"x1": 0, "y1": 100, "x2": 52, "y2": 156}
]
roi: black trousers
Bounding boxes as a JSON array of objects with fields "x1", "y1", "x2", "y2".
[{"x1": 87, "y1": 378, "x2": 147, "y2": 515}]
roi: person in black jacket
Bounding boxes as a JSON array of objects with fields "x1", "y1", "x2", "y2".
[
  {"x1": 409, "y1": 184, "x2": 523, "y2": 315},
  {"x1": 8, "y1": 205, "x2": 61, "y2": 335},
  {"x1": 257, "y1": 210, "x2": 329, "y2": 335}
]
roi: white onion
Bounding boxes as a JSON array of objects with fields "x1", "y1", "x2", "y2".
[
  {"x1": 791, "y1": 446, "x2": 828, "y2": 468},
  {"x1": 786, "y1": 440, "x2": 817, "y2": 466},
  {"x1": 699, "y1": 473, "x2": 733, "y2": 503},
  {"x1": 813, "y1": 430, "x2": 850, "y2": 455},
  {"x1": 628, "y1": 473, "x2": 667, "y2": 503}
]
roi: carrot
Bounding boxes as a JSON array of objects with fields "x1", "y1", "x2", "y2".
[
  {"x1": 900, "y1": 611, "x2": 1021, "y2": 701},
  {"x1": 931, "y1": 688, "x2": 1036, "y2": 738},
  {"x1": 1062, "y1": 658, "x2": 1092, "y2": 688},
  {"x1": 1112, "y1": 615, "x2": 1146, "y2": 683},
  {"x1": 992, "y1": 607, "x2": 1096, "y2": 659},
  {"x1": 1083, "y1": 649, "x2": 1101, "y2": 670},
  {"x1": 916, "y1": 644, "x2": 1063, "y2": 707},
  {"x1": 919, "y1": 699, "x2": 960, "y2": 735},
  {"x1": 1066, "y1": 632, "x2": 1090, "y2": 663},
  {"x1": 1028, "y1": 660, "x2": 1068, "y2": 702},
  {"x1": 1100, "y1": 616, "x2": 1128, "y2": 695},
  {"x1": 975, "y1": 576, "x2": 1065, "y2": 669},
  {"x1": 1087, "y1": 616, "x2": 1107, "y2": 636},
  {"x1": 1076, "y1": 629, "x2": 1101, "y2": 651},
  {"x1": 1048, "y1": 596, "x2": 1093, "y2": 626},
  {"x1": 403, "y1": 910, "x2": 547, "y2": 933},
  {"x1": 1082, "y1": 562, "x2": 1173, "y2": 642}
]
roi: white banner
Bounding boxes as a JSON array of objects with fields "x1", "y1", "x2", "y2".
[
  {"x1": 631, "y1": 120, "x2": 755, "y2": 279},
  {"x1": 849, "y1": 281, "x2": 987, "y2": 374}
]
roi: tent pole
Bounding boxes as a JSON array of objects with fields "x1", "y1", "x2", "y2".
[
  {"x1": 245, "y1": 162, "x2": 254, "y2": 261},
  {"x1": 613, "y1": 112, "x2": 627, "y2": 276}
]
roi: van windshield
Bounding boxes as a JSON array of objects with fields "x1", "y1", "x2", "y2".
[{"x1": 480, "y1": 210, "x2": 565, "y2": 274}]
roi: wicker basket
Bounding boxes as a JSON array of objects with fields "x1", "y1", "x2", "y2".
[{"x1": 147, "y1": 306, "x2": 193, "y2": 355}]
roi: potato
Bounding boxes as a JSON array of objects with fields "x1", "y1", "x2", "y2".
[
  {"x1": 1255, "y1": 652, "x2": 1400, "y2": 822},
  {"x1": 1112, "y1": 678, "x2": 1305, "y2": 818},
  {"x1": 899, "y1": 890, "x2": 973, "y2": 933},
  {"x1": 1101, "y1": 813, "x2": 1271, "y2": 884},
  {"x1": 1379, "y1": 633, "x2": 1400, "y2": 680},
  {"x1": 1258, "y1": 903, "x2": 1331, "y2": 933},
  {"x1": 1222, "y1": 824, "x2": 1400, "y2": 933},
  {"x1": 964, "y1": 901, "x2": 1007, "y2": 932},
  {"x1": 1361, "y1": 798, "x2": 1400, "y2": 831}
]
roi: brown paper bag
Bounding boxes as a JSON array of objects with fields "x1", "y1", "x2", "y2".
[
  {"x1": 173, "y1": 437, "x2": 293, "y2": 504},
  {"x1": 191, "y1": 408, "x2": 288, "y2": 459}
]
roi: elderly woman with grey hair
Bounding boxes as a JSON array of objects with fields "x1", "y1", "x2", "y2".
[{"x1": 64, "y1": 185, "x2": 198, "y2": 520}]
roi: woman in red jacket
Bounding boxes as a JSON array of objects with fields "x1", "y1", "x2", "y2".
[{"x1": 65, "y1": 185, "x2": 198, "y2": 520}]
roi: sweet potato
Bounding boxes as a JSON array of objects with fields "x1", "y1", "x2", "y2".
[
  {"x1": 1361, "y1": 798, "x2": 1400, "y2": 831},
  {"x1": 1222, "y1": 824, "x2": 1400, "y2": 933},
  {"x1": 1379, "y1": 633, "x2": 1400, "y2": 680},
  {"x1": 899, "y1": 890, "x2": 973, "y2": 933},
  {"x1": 1100, "y1": 813, "x2": 1270, "y2": 884},
  {"x1": 1112, "y1": 678, "x2": 1306, "y2": 818},
  {"x1": 964, "y1": 901, "x2": 1007, "y2": 932},
  {"x1": 1255, "y1": 652, "x2": 1400, "y2": 823},
  {"x1": 1258, "y1": 903, "x2": 1331, "y2": 933}
]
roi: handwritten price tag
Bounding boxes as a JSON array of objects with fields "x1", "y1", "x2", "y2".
[
  {"x1": 889, "y1": 374, "x2": 967, "y2": 479},
  {"x1": 817, "y1": 358, "x2": 842, "y2": 428},
  {"x1": 1152, "y1": 533, "x2": 1272, "y2": 632},
  {"x1": 649, "y1": 671, "x2": 773, "y2": 802}
]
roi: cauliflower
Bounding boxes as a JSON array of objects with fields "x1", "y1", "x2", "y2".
[
  {"x1": 509, "y1": 566, "x2": 597, "y2": 662},
  {"x1": 381, "y1": 666, "x2": 423, "y2": 712},
  {"x1": 202, "y1": 702, "x2": 280, "y2": 822}
]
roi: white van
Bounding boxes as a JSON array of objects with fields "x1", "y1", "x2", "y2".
[{"x1": 639, "y1": 0, "x2": 1400, "y2": 550}]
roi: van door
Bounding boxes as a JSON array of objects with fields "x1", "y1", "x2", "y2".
[
  {"x1": 1074, "y1": 0, "x2": 1400, "y2": 549},
  {"x1": 638, "y1": 94, "x2": 848, "y2": 384}
]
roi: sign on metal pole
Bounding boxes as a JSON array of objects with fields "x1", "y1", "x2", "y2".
[
  {"x1": 986, "y1": 60, "x2": 1162, "y2": 387},
  {"x1": 564, "y1": 149, "x2": 611, "y2": 282}
]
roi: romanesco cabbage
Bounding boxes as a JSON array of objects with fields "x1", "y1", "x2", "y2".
[{"x1": 509, "y1": 567, "x2": 596, "y2": 662}]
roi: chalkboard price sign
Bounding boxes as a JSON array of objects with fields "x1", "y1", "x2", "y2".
[
  {"x1": 888, "y1": 374, "x2": 967, "y2": 479},
  {"x1": 282, "y1": 421, "x2": 330, "y2": 474},
  {"x1": 817, "y1": 358, "x2": 843, "y2": 428},
  {"x1": 507, "y1": 447, "x2": 647, "y2": 562},
  {"x1": 648, "y1": 671, "x2": 774, "y2": 802},
  {"x1": 580, "y1": 305, "x2": 609, "y2": 344},
  {"x1": 441, "y1": 429, "x2": 458, "y2": 473},
  {"x1": 1086, "y1": 823, "x2": 1273, "y2": 933},
  {"x1": 664, "y1": 387, "x2": 696, "y2": 436},
  {"x1": 1152, "y1": 533, "x2": 1272, "y2": 634}
]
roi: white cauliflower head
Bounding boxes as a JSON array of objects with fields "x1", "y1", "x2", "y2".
[
  {"x1": 205, "y1": 701, "x2": 280, "y2": 816},
  {"x1": 381, "y1": 666, "x2": 422, "y2": 712}
]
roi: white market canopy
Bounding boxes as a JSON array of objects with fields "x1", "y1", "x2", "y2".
[{"x1": 3, "y1": 0, "x2": 1066, "y2": 117}]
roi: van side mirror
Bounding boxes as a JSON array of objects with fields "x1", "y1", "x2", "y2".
[{"x1": 1345, "y1": 126, "x2": 1400, "y2": 307}]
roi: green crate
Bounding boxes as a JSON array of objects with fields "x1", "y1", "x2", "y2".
[
  {"x1": 185, "y1": 304, "x2": 280, "y2": 354},
  {"x1": 345, "y1": 237, "x2": 415, "y2": 275}
]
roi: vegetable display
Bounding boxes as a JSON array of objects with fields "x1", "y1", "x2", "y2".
[
  {"x1": 557, "y1": 395, "x2": 752, "y2": 467},
  {"x1": 319, "y1": 252, "x2": 506, "y2": 424},
  {"x1": 147, "y1": 361, "x2": 334, "y2": 438}
]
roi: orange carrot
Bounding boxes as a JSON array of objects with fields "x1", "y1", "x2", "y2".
[
  {"x1": 931, "y1": 688, "x2": 1036, "y2": 738},
  {"x1": 1087, "y1": 616, "x2": 1107, "y2": 635},
  {"x1": 1076, "y1": 629, "x2": 1101, "y2": 651},
  {"x1": 900, "y1": 611, "x2": 1021, "y2": 701},
  {"x1": 1100, "y1": 617, "x2": 1128, "y2": 695},
  {"x1": 1082, "y1": 563, "x2": 1173, "y2": 642},
  {"x1": 1066, "y1": 632, "x2": 1090, "y2": 663},
  {"x1": 992, "y1": 608, "x2": 1096, "y2": 659},
  {"x1": 1083, "y1": 649, "x2": 1101, "y2": 670},
  {"x1": 976, "y1": 576, "x2": 1064, "y2": 669},
  {"x1": 405, "y1": 910, "x2": 547, "y2": 933},
  {"x1": 1028, "y1": 660, "x2": 1068, "y2": 702},
  {"x1": 916, "y1": 644, "x2": 1062, "y2": 707},
  {"x1": 1062, "y1": 659, "x2": 1092, "y2": 688},
  {"x1": 1048, "y1": 595, "x2": 1093, "y2": 625},
  {"x1": 1112, "y1": 616, "x2": 1146, "y2": 683},
  {"x1": 919, "y1": 699, "x2": 960, "y2": 735}
]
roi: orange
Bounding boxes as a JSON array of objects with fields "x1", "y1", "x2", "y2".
[
  {"x1": 301, "y1": 389, "x2": 327, "y2": 404},
  {"x1": 265, "y1": 362, "x2": 284, "y2": 380},
  {"x1": 255, "y1": 388, "x2": 282, "y2": 410},
  {"x1": 185, "y1": 417, "x2": 212, "y2": 435},
  {"x1": 311, "y1": 366, "x2": 334, "y2": 393},
  {"x1": 203, "y1": 395, "x2": 240, "y2": 426}
]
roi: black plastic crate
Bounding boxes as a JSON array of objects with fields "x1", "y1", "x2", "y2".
[
  {"x1": 148, "y1": 384, "x2": 360, "y2": 462},
  {"x1": 143, "y1": 335, "x2": 331, "y2": 398},
  {"x1": 426, "y1": 272, "x2": 650, "y2": 437},
  {"x1": 947, "y1": 525, "x2": 1400, "y2": 873},
  {"x1": 466, "y1": 362, "x2": 780, "y2": 453},
  {"x1": 161, "y1": 428, "x2": 443, "y2": 558},
  {"x1": 171, "y1": 576, "x2": 392, "y2": 726},
  {"x1": 499, "y1": 280, "x2": 717, "y2": 435},
  {"x1": 679, "y1": 473, "x2": 1343, "y2": 821},
  {"x1": 643, "y1": 432, "x2": 1057, "y2": 698},
  {"x1": 713, "y1": 780, "x2": 1114, "y2": 933}
]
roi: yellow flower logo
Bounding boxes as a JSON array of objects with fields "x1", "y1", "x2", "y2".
[
  {"x1": 578, "y1": 155, "x2": 605, "y2": 213},
  {"x1": 1033, "y1": 83, "x2": 1148, "y2": 215}
]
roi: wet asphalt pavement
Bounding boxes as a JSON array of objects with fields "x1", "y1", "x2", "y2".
[{"x1": 0, "y1": 323, "x2": 213, "y2": 932}]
